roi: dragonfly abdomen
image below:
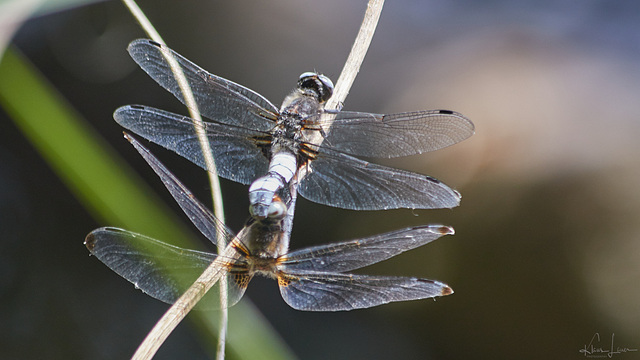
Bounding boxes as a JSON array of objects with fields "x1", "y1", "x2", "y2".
[{"x1": 248, "y1": 151, "x2": 297, "y2": 219}]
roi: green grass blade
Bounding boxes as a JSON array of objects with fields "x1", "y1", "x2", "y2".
[
  {"x1": 0, "y1": 46, "x2": 296, "y2": 360},
  {"x1": 0, "y1": 46, "x2": 190, "y2": 241}
]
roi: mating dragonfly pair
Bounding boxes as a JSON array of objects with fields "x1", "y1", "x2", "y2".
[{"x1": 85, "y1": 39, "x2": 474, "y2": 311}]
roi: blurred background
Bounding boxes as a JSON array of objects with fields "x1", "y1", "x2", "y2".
[{"x1": 1, "y1": 0, "x2": 639, "y2": 359}]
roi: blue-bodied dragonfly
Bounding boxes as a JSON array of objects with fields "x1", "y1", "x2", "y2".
[
  {"x1": 114, "y1": 39, "x2": 475, "y2": 219},
  {"x1": 85, "y1": 134, "x2": 454, "y2": 311}
]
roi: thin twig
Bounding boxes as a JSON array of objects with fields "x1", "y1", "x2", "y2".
[
  {"x1": 119, "y1": 0, "x2": 225, "y2": 230},
  {"x1": 327, "y1": 0, "x2": 384, "y2": 111},
  {"x1": 283, "y1": 0, "x2": 385, "y2": 241},
  {"x1": 120, "y1": 0, "x2": 228, "y2": 359},
  {"x1": 125, "y1": 0, "x2": 385, "y2": 357},
  {"x1": 131, "y1": 236, "x2": 242, "y2": 360}
]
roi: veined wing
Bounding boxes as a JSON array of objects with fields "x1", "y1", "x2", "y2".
[
  {"x1": 85, "y1": 227, "x2": 249, "y2": 309},
  {"x1": 297, "y1": 150, "x2": 461, "y2": 210},
  {"x1": 278, "y1": 271, "x2": 453, "y2": 311},
  {"x1": 128, "y1": 39, "x2": 279, "y2": 132},
  {"x1": 280, "y1": 225, "x2": 453, "y2": 273},
  {"x1": 116, "y1": 105, "x2": 269, "y2": 185},
  {"x1": 125, "y1": 133, "x2": 234, "y2": 246},
  {"x1": 310, "y1": 109, "x2": 474, "y2": 158}
]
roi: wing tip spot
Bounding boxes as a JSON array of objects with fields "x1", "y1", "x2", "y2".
[
  {"x1": 84, "y1": 233, "x2": 96, "y2": 251},
  {"x1": 441, "y1": 286, "x2": 454, "y2": 296},
  {"x1": 434, "y1": 225, "x2": 455, "y2": 236}
]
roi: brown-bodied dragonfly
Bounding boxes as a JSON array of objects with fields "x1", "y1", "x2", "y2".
[
  {"x1": 85, "y1": 134, "x2": 454, "y2": 311},
  {"x1": 114, "y1": 39, "x2": 475, "y2": 219}
]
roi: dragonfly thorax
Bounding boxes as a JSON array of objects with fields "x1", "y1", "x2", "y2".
[
  {"x1": 242, "y1": 207, "x2": 288, "y2": 259},
  {"x1": 273, "y1": 81, "x2": 328, "y2": 154},
  {"x1": 248, "y1": 79, "x2": 331, "y2": 219},
  {"x1": 270, "y1": 113, "x2": 303, "y2": 154}
]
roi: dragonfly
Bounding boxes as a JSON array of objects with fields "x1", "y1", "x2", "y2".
[
  {"x1": 114, "y1": 39, "x2": 475, "y2": 219},
  {"x1": 85, "y1": 134, "x2": 454, "y2": 311}
]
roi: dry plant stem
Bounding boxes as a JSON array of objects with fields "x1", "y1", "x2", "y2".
[
  {"x1": 124, "y1": 0, "x2": 385, "y2": 357},
  {"x1": 131, "y1": 239, "x2": 243, "y2": 360},
  {"x1": 119, "y1": 0, "x2": 225, "y2": 229},
  {"x1": 283, "y1": 0, "x2": 385, "y2": 240},
  {"x1": 121, "y1": 1, "x2": 228, "y2": 359},
  {"x1": 325, "y1": 0, "x2": 385, "y2": 112},
  {"x1": 0, "y1": 0, "x2": 44, "y2": 58}
]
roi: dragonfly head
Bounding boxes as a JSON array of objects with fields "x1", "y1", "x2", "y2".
[{"x1": 298, "y1": 72, "x2": 334, "y2": 103}]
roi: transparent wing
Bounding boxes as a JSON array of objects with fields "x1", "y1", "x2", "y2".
[
  {"x1": 297, "y1": 150, "x2": 461, "y2": 210},
  {"x1": 125, "y1": 133, "x2": 234, "y2": 246},
  {"x1": 278, "y1": 271, "x2": 453, "y2": 311},
  {"x1": 312, "y1": 109, "x2": 475, "y2": 158},
  {"x1": 85, "y1": 227, "x2": 248, "y2": 309},
  {"x1": 127, "y1": 39, "x2": 279, "y2": 132},
  {"x1": 281, "y1": 225, "x2": 453, "y2": 273},
  {"x1": 116, "y1": 105, "x2": 269, "y2": 184}
]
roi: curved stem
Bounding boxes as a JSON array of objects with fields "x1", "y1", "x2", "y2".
[
  {"x1": 283, "y1": 0, "x2": 385, "y2": 241},
  {"x1": 121, "y1": 0, "x2": 228, "y2": 359},
  {"x1": 122, "y1": 0, "x2": 386, "y2": 358}
]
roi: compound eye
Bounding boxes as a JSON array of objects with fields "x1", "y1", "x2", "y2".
[
  {"x1": 297, "y1": 72, "x2": 334, "y2": 103},
  {"x1": 317, "y1": 74, "x2": 334, "y2": 95},
  {"x1": 315, "y1": 74, "x2": 334, "y2": 103},
  {"x1": 298, "y1": 72, "x2": 317, "y2": 82},
  {"x1": 267, "y1": 200, "x2": 287, "y2": 220},
  {"x1": 297, "y1": 72, "x2": 318, "y2": 91}
]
